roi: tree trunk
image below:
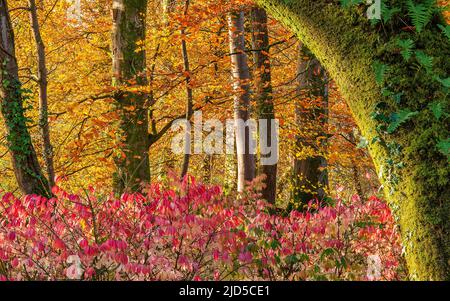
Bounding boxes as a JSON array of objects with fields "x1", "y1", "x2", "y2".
[
  {"x1": 292, "y1": 43, "x2": 328, "y2": 206},
  {"x1": 348, "y1": 130, "x2": 364, "y2": 199},
  {"x1": 0, "y1": 0, "x2": 49, "y2": 197},
  {"x1": 228, "y1": 11, "x2": 256, "y2": 192},
  {"x1": 179, "y1": 0, "x2": 193, "y2": 180},
  {"x1": 202, "y1": 154, "x2": 212, "y2": 184},
  {"x1": 250, "y1": 7, "x2": 277, "y2": 203},
  {"x1": 112, "y1": 0, "x2": 150, "y2": 193},
  {"x1": 29, "y1": 0, "x2": 55, "y2": 189},
  {"x1": 162, "y1": 0, "x2": 176, "y2": 25},
  {"x1": 257, "y1": 0, "x2": 450, "y2": 280}
]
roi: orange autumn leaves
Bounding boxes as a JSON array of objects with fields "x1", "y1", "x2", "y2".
[{"x1": 0, "y1": 0, "x2": 376, "y2": 197}]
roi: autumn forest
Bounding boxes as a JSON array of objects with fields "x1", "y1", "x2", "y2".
[{"x1": 0, "y1": 0, "x2": 449, "y2": 282}]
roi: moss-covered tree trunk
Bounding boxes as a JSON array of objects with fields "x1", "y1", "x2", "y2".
[
  {"x1": 0, "y1": 0, "x2": 50, "y2": 197},
  {"x1": 257, "y1": 0, "x2": 449, "y2": 280},
  {"x1": 112, "y1": 0, "x2": 150, "y2": 193}
]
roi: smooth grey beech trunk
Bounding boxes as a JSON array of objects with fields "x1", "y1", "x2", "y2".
[{"x1": 227, "y1": 11, "x2": 256, "y2": 192}]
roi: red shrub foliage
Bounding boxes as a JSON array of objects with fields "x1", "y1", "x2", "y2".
[{"x1": 0, "y1": 177, "x2": 405, "y2": 280}]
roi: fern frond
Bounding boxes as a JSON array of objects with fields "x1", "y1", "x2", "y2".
[
  {"x1": 373, "y1": 60, "x2": 389, "y2": 85},
  {"x1": 406, "y1": 0, "x2": 436, "y2": 33},
  {"x1": 415, "y1": 50, "x2": 433, "y2": 71},
  {"x1": 381, "y1": 3, "x2": 401, "y2": 23},
  {"x1": 436, "y1": 76, "x2": 450, "y2": 88},
  {"x1": 396, "y1": 39, "x2": 415, "y2": 61},
  {"x1": 428, "y1": 101, "x2": 444, "y2": 120},
  {"x1": 437, "y1": 24, "x2": 450, "y2": 43},
  {"x1": 436, "y1": 138, "x2": 450, "y2": 161},
  {"x1": 387, "y1": 109, "x2": 418, "y2": 134}
]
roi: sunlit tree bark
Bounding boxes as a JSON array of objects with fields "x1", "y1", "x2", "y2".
[
  {"x1": 29, "y1": 0, "x2": 55, "y2": 189},
  {"x1": 112, "y1": 0, "x2": 150, "y2": 193},
  {"x1": 292, "y1": 43, "x2": 328, "y2": 206},
  {"x1": 179, "y1": 0, "x2": 194, "y2": 179},
  {"x1": 228, "y1": 11, "x2": 256, "y2": 192},
  {"x1": 250, "y1": 6, "x2": 277, "y2": 203}
]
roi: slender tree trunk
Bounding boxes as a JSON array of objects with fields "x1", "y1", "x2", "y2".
[
  {"x1": 112, "y1": 0, "x2": 150, "y2": 193},
  {"x1": 180, "y1": 0, "x2": 193, "y2": 180},
  {"x1": 225, "y1": 153, "x2": 237, "y2": 191},
  {"x1": 292, "y1": 43, "x2": 328, "y2": 205},
  {"x1": 228, "y1": 11, "x2": 256, "y2": 192},
  {"x1": 29, "y1": 0, "x2": 55, "y2": 189},
  {"x1": 161, "y1": 0, "x2": 193, "y2": 180},
  {"x1": 257, "y1": 0, "x2": 450, "y2": 279},
  {"x1": 202, "y1": 154, "x2": 212, "y2": 184},
  {"x1": 162, "y1": 0, "x2": 176, "y2": 24},
  {"x1": 250, "y1": 7, "x2": 277, "y2": 203},
  {"x1": 0, "y1": 0, "x2": 49, "y2": 197}
]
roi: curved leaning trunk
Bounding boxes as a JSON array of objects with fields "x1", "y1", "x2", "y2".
[{"x1": 256, "y1": 0, "x2": 449, "y2": 280}]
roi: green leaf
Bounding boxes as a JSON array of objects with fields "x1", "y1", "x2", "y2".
[
  {"x1": 285, "y1": 255, "x2": 299, "y2": 265},
  {"x1": 406, "y1": 0, "x2": 436, "y2": 33},
  {"x1": 396, "y1": 39, "x2": 415, "y2": 61},
  {"x1": 371, "y1": 136, "x2": 381, "y2": 144},
  {"x1": 381, "y1": 3, "x2": 401, "y2": 23},
  {"x1": 274, "y1": 254, "x2": 281, "y2": 264},
  {"x1": 435, "y1": 76, "x2": 450, "y2": 88},
  {"x1": 298, "y1": 253, "x2": 309, "y2": 263},
  {"x1": 335, "y1": 257, "x2": 347, "y2": 269},
  {"x1": 320, "y1": 248, "x2": 336, "y2": 261},
  {"x1": 382, "y1": 88, "x2": 404, "y2": 104},
  {"x1": 428, "y1": 101, "x2": 443, "y2": 120},
  {"x1": 340, "y1": 0, "x2": 364, "y2": 8},
  {"x1": 373, "y1": 60, "x2": 389, "y2": 85},
  {"x1": 381, "y1": 88, "x2": 393, "y2": 97},
  {"x1": 437, "y1": 24, "x2": 450, "y2": 43},
  {"x1": 270, "y1": 239, "x2": 281, "y2": 250},
  {"x1": 437, "y1": 138, "x2": 450, "y2": 160},
  {"x1": 387, "y1": 109, "x2": 419, "y2": 134},
  {"x1": 415, "y1": 50, "x2": 433, "y2": 72}
]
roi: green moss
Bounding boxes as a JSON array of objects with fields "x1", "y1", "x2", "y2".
[
  {"x1": 112, "y1": 0, "x2": 150, "y2": 193},
  {"x1": 1, "y1": 76, "x2": 50, "y2": 197},
  {"x1": 257, "y1": 0, "x2": 449, "y2": 280}
]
